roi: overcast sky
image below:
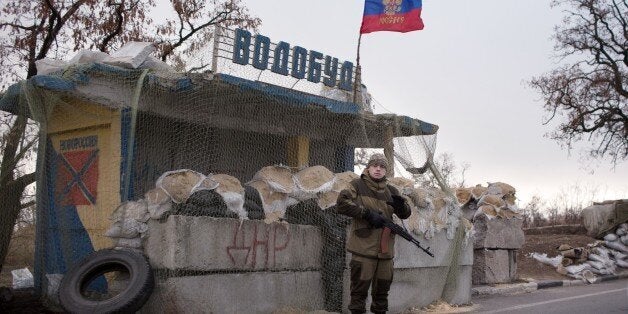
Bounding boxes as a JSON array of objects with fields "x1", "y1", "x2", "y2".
[{"x1": 241, "y1": 0, "x2": 627, "y2": 206}]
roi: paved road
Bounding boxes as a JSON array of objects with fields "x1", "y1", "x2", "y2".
[{"x1": 472, "y1": 279, "x2": 628, "y2": 314}]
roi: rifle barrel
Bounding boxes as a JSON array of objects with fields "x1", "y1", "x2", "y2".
[{"x1": 383, "y1": 220, "x2": 434, "y2": 257}]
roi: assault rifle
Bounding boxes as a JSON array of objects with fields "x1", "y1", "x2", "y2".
[{"x1": 382, "y1": 217, "x2": 434, "y2": 258}]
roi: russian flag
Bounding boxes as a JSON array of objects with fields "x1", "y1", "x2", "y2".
[{"x1": 360, "y1": 0, "x2": 424, "y2": 34}]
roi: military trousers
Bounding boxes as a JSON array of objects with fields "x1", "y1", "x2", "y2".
[{"x1": 348, "y1": 254, "x2": 393, "y2": 314}]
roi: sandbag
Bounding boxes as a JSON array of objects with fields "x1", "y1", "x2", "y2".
[
  {"x1": 586, "y1": 260, "x2": 605, "y2": 270},
  {"x1": 250, "y1": 165, "x2": 294, "y2": 194},
  {"x1": 470, "y1": 185, "x2": 488, "y2": 200},
  {"x1": 605, "y1": 240, "x2": 628, "y2": 254},
  {"x1": 212, "y1": 174, "x2": 246, "y2": 219},
  {"x1": 243, "y1": 185, "x2": 265, "y2": 220},
  {"x1": 486, "y1": 182, "x2": 516, "y2": 196},
  {"x1": 455, "y1": 187, "x2": 472, "y2": 205},
  {"x1": 530, "y1": 253, "x2": 562, "y2": 268},
  {"x1": 604, "y1": 234, "x2": 618, "y2": 242},
  {"x1": 616, "y1": 259, "x2": 628, "y2": 268},
  {"x1": 156, "y1": 169, "x2": 206, "y2": 204},
  {"x1": 111, "y1": 200, "x2": 150, "y2": 223}
]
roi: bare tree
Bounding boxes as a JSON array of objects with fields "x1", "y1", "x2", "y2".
[
  {"x1": 547, "y1": 205, "x2": 560, "y2": 226},
  {"x1": 412, "y1": 152, "x2": 469, "y2": 189},
  {"x1": 523, "y1": 195, "x2": 547, "y2": 228},
  {"x1": 550, "y1": 182, "x2": 602, "y2": 225},
  {"x1": 354, "y1": 148, "x2": 372, "y2": 170},
  {"x1": 0, "y1": 0, "x2": 259, "y2": 272},
  {"x1": 529, "y1": 0, "x2": 627, "y2": 165}
]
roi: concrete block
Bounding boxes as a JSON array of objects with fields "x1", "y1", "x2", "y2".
[
  {"x1": 394, "y1": 230, "x2": 473, "y2": 268},
  {"x1": 145, "y1": 216, "x2": 322, "y2": 271},
  {"x1": 140, "y1": 271, "x2": 324, "y2": 314},
  {"x1": 473, "y1": 215, "x2": 525, "y2": 249},
  {"x1": 472, "y1": 249, "x2": 517, "y2": 284}
]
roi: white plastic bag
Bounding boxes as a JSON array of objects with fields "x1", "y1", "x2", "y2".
[{"x1": 11, "y1": 268, "x2": 34, "y2": 289}]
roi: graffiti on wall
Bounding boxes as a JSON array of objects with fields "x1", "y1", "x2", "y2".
[{"x1": 226, "y1": 221, "x2": 291, "y2": 269}]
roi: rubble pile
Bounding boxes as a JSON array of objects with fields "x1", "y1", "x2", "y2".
[{"x1": 530, "y1": 223, "x2": 628, "y2": 282}]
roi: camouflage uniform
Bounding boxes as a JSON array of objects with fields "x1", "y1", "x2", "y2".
[{"x1": 337, "y1": 170, "x2": 411, "y2": 314}]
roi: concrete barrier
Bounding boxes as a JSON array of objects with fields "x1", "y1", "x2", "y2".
[
  {"x1": 141, "y1": 271, "x2": 324, "y2": 313},
  {"x1": 141, "y1": 216, "x2": 473, "y2": 313},
  {"x1": 473, "y1": 215, "x2": 524, "y2": 285},
  {"x1": 144, "y1": 216, "x2": 322, "y2": 271},
  {"x1": 473, "y1": 215, "x2": 524, "y2": 249},
  {"x1": 472, "y1": 249, "x2": 517, "y2": 284}
]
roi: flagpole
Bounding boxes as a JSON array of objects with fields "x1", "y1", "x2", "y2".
[{"x1": 352, "y1": 33, "x2": 362, "y2": 104}]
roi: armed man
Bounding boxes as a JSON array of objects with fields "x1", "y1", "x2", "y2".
[{"x1": 336, "y1": 153, "x2": 412, "y2": 314}]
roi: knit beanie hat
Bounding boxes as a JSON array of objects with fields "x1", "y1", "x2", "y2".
[{"x1": 367, "y1": 153, "x2": 388, "y2": 169}]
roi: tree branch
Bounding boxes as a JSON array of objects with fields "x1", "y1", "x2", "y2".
[
  {"x1": 98, "y1": 1, "x2": 127, "y2": 52},
  {"x1": 0, "y1": 23, "x2": 37, "y2": 31},
  {"x1": 161, "y1": 9, "x2": 231, "y2": 61}
]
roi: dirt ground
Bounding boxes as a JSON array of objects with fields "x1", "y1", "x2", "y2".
[{"x1": 517, "y1": 233, "x2": 598, "y2": 281}]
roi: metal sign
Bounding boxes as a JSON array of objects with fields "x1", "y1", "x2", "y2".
[{"x1": 230, "y1": 28, "x2": 355, "y2": 91}]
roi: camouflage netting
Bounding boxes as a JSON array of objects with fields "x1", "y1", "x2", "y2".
[{"x1": 0, "y1": 26, "x2": 473, "y2": 312}]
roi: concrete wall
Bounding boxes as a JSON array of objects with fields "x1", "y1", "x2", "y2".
[
  {"x1": 142, "y1": 216, "x2": 473, "y2": 313},
  {"x1": 145, "y1": 216, "x2": 322, "y2": 271},
  {"x1": 141, "y1": 271, "x2": 324, "y2": 314}
]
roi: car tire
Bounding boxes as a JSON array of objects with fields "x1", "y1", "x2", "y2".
[{"x1": 58, "y1": 248, "x2": 154, "y2": 314}]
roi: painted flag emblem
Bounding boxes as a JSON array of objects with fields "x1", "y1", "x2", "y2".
[{"x1": 56, "y1": 137, "x2": 99, "y2": 206}]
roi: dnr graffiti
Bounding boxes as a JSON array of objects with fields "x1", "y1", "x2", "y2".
[{"x1": 226, "y1": 222, "x2": 290, "y2": 269}]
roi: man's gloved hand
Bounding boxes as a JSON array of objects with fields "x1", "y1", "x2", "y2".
[
  {"x1": 387, "y1": 194, "x2": 406, "y2": 211},
  {"x1": 362, "y1": 209, "x2": 386, "y2": 228}
]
